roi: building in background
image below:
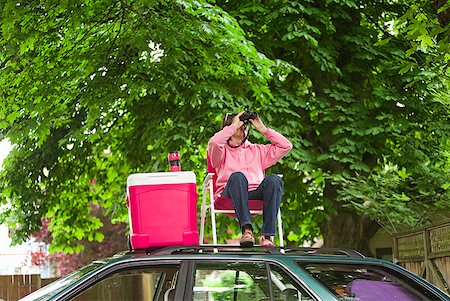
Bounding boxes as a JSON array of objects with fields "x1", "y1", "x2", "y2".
[{"x1": 0, "y1": 225, "x2": 55, "y2": 278}]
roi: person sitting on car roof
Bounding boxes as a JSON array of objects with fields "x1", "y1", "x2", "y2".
[{"x1": 208, "y1": 111, "x2": 293, "y2": 247}]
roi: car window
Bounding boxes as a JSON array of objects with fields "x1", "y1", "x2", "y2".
[
  {"x1": 297, "y1": 262, "x2": 442, "y2": 301},
  {"x1": 70, "y1": 265, "x2": 179, "y2": 301},
  {"x1": 19, "y1": 263, "x2": 103, "y2": 301},
  {"x1": 270, "y1": 265, "x2": 315, "y2": 301},
  {"x1": 193, "y1": 261, "x2": 315, "y2": 301}
]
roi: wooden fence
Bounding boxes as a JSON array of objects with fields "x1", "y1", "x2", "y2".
[
  {"x1": 393, "y1": 219, "x2": 450, "y2": 294},
  {"x1": 0, "y1": 274, "x2": 56, "y2": 301}
]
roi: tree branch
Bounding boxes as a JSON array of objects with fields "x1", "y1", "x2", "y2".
[{"x1": 58, "y1": 2, "x2": 120, "y2": 64}]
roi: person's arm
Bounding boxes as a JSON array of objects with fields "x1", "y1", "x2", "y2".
[
  {"x1": 208, "y1": 113, "x2": 244, "y2": 169},
  {"x1": 250, "y1": 116, "x2": 293, "y2": 169},
  {"x1": 261, "y1": 128, "x2": 293, "y2": 169}
]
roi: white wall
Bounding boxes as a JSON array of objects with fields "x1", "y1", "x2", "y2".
[
  {"x1": 0, "y1": 139, "x2": 46, "y2": 275},
  {"x1": 0, "y1": 225, "x2": 39, "y2": 275}
]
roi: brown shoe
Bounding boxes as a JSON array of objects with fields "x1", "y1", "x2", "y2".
[
  {"x1": 259, "y1": 236, "x2": 275, "y2": 247},
  {"x1": 239, "y1": 230, "x2": 255, "y2": 248}
]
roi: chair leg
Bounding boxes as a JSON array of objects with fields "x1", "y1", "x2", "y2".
[
  {"x1": 208, "y1": 180, "x2": 218, "y2": 246},
  {"x1": 277, "y1": 208, "x2": 284, "y2": 247},
  {"x1": 211, "y1": 205, "x2": 218, "y2": 245},
  {"x1": 199, "y1": 191, "x2": 207, "y2": 245}
]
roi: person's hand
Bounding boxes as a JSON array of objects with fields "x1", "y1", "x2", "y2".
[
  {"x1": 250, "y1": 116, "x2": 267, "y2": 133},
  {"x1": 231, "y1": 112, "x2": 245, "y2": 129}
]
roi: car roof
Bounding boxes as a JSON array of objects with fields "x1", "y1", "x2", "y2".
[
  {"x1": 94, "y1": 245, "x2": 377, "y2": 265},
  {"x1": 22, "y1": 245, "x2": 450, "y2": 301}
]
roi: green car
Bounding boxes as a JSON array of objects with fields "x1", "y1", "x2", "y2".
[{"x1": 20, "y1": 245, "x2": 450, "y2": 301}]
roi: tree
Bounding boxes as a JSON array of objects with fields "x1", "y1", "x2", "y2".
[
  {"x1": 0, "y1": 0, "x2": 276, "y2": 252},
  {"x1": 213, "y1": 0, "x2": 450, "y2": 253},
  {"x1": 1, "y1": 0, "x2": 450, "y2": 255},
  {"x1": 30, "y1": 218, "x2": 79, "y2": 277},
  {"x1": 30, "y1": 205, "x2": 127, "y2": 276}
]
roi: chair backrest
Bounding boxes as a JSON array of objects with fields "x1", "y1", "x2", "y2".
[
  {"x1": 206, "y1": 151, "x2": 215, "y2": 173},
  {"x1": 206, "y1": 152, "x2": 263, "y2": 214},
  {"x1": 206, "y1": 152, "x2": 219, "y2": 195}
]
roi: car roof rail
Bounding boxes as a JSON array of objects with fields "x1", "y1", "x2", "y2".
[
  {"x1": 142, "y1": 245, "x2": 365, "y2": 258},
  {"x1": 282, "y1": 247, "x2": 365, "y2": 258},
  {"x1": 147, "y1": 245, "x2": 281, "y2": 255}
]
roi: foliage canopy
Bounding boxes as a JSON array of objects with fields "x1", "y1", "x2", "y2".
[{"x1": 1, "y1": 0, "x2": 450, "y2": 253}]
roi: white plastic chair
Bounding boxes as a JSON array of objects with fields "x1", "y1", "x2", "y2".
[{"x1": 199, "y1": 154, "x2": 284, "y2": 246}]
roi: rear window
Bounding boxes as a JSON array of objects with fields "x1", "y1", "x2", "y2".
[
  {"x1": 19, "y1": 263, "x2": 103, "y2": 301},
  {"x1": 297, "y1": 262, "x2": 442, "y2": 301}
]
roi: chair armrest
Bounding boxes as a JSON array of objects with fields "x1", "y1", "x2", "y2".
[{"x1": 202, "y1": 173, "x2": 215, "y2": 190}]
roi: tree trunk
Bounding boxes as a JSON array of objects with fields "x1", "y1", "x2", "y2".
[
  {"x1": 431, "y1": 0, "x2": 450, "y2": 27},
  {"x1": 319, "y1": 203, "x2": 380, "y2": 256}
]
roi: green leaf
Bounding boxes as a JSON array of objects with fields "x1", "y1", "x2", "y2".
[{"x1": 418, "y1": 35, "x2": 434, "y2": 49}]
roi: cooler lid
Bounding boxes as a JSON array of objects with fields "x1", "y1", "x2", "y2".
[{"x1": 127, "y1": 171, "x2": 196, "y2": 187}]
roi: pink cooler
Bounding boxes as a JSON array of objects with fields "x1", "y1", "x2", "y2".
[{"x1": 127, "y1": 171, "x2": 198, "y2": 249}]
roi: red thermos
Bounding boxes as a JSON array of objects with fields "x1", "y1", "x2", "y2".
[{"x1": 168, "y1": 151, "x2": 181, "y2": 172}]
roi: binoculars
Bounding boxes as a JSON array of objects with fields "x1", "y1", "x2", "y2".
[{"x1": 239, "y1": 110, "x2": 258, "y2": 122}]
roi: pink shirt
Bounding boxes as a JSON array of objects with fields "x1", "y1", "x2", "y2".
[{"x1": 208, "y1": 125, "x2": 293, "y2": 197}]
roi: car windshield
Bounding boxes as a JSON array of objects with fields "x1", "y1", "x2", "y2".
[
  {"x1": 297, "y1": 262, "x2": 443, "y2": 301},
  {"x1": 19, "y1": 262, "x2": 103, "y2": 301}
]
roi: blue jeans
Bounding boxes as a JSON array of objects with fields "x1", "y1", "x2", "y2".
[{"x1": 221, "y1": 172, "x2": 283, "y2": 236}]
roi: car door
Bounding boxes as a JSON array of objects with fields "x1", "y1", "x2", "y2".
[
  {"x1": 297, "y1": 261, "x2": 450, "y2": 301},
  {"x1": 62, "y1": 260, "x2": 186, "y2": 301},
  {"x1": 188, "y1": 259, "x2": 317, "y2": 301}
]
